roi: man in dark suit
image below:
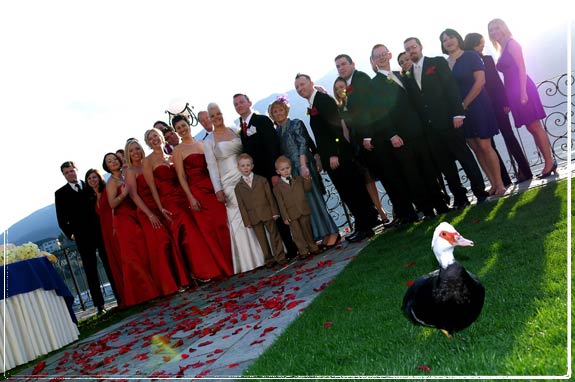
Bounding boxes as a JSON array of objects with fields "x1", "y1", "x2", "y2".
[
  {"x1": 335, "y1": 54, "x2": 418, "y2": 226},
  {"x1": 368, "y1": 44, "x2": 450, "y2": 219},
  {"x1": 233, "y1": 93, "x2": 298, "y2": 257},
  {"x1": 55, "y1": 161, "x2": 114, "y2": 314},
  {"x1": 198, "y1": 110, "x2": 213, "y2": 141},
  {"x1": 294, "y1": 73, "x2": 379, "y2": 242},
  {"x1": 402, "y1": 37, "x2": 488, "y2": 208}
]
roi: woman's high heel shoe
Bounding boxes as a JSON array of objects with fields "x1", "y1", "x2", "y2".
[{"x1": 537, "y1": 160, "x2": 557, "y2": 179}]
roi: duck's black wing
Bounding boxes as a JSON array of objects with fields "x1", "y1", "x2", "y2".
[
  {"x1": 402, "y1": 263, "x2": 485, "y2": 333},
  {"x1": 402, "y1": 269, "x2": 440, "y2": 327}
]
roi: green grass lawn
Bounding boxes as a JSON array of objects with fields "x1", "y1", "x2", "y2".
[{"x1": 245, "y1": 180, "x2": 570, "y2": 378}]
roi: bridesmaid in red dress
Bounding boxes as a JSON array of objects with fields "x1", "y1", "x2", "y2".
[
  {"x1": 143, "y1": 127, "x2": 233, "y2": 281},
  {"x1": 124, "y1": 139, "x2": 190, "y2": 295},
  {"x1": 85, "y1": 168, "x2": 123, "y2": 305},
  {"x1": 104, "y1": 152, "x2": 160, "y2": 307},
  {"x1": 172, "y1": 115, "x2": 234, "y2": 277}
]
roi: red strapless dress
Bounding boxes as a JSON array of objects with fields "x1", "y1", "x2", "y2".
[
  {"x1": 135, "y1": 174, "x2": 190, "y2": 293},
  {"x1": 183, "y1": 154, "x2": 233, "y2": 276},
  {"x1": 153, "y1": 164, "x2": 231, "y2": 280},
  {"x1": 96, "y1": 194, "x2": 124, "y2": 302},
  {"x1": 113, "y1": 186, "x2": 160, "y2": 306}
]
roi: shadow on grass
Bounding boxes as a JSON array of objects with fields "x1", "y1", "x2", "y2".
[{"x1": 244, "y1": 180, "x2": 568, "y2": 378}]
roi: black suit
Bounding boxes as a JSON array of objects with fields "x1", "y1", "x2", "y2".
[
  {"x1": 309, "y1": 91, "x2": 378, "y2": 232},
  {"x1": 239, "y1": 113, "x2": 297, "y2": 256},
  {"x1": 369, "y1": 72, "x2": 449, "y2": 215},
  {"x1": 345, "y1": 70, "x2": 372, "y2": 144},
  {"x1": 404, "y1": 56, "x2": 487, "y2": 203},
  {"x1": 55, "y1": 182, "x2": 114, "y2": 309}
]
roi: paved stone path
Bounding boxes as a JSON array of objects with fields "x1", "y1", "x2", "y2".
[{"x1": 13, "y1": 239, "x2": 369, "y2": 381}]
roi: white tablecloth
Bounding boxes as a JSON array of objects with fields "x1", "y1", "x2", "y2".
[{"x1": 0, "y1": 288, "x2": 79, "y2": 372}]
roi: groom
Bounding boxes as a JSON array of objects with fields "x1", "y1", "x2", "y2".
[
  {"x1": 294, "y1": 74, "x2": 379, "y2": 242},
  {"x1": 233, "y1": 93, "x2": 298, "y2": 259}
]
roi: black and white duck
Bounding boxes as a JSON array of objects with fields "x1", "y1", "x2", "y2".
[{"x1": 402, "y1": 222, "x2": 485, "y2": 337}]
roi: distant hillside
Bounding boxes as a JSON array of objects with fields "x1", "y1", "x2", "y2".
[{"x1": 0, "y1": 204, "x2": 61, "y2": 245}]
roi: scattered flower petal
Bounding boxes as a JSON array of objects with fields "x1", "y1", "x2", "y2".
[
  {"x1": 323, "y1": 321, "x2": 333, "y2": 328},
  {"x1": 416, "y1": 365, "x2": 431, "y2": 372},
  {"x1": 406, "y1": 280, "x2": 415, "y2": 287}
]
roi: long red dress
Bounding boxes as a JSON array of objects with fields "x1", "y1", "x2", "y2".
[
  {"x1": 96, "y1": 194, "x2": 124, "y2": 304},
  {"x1": 183, "y1": 154, "x2": 233, "y2": 276},
  {"x1": 113, "y1": 186, "x2": 161, "y2": 306},
  {"x1": 136, "y1": 174, "x2": 190, "y2": 294},
  {"x1": 153, "y1": 164, "x2": 232, "y2": 280}
]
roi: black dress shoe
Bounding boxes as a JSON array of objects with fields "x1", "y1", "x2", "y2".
[
  {"x1": 476, "y1": 195, "x2": 488, "y2": 204},
  {"x1": 435, "y1": 205, "x2": 452, "y2": 215},
  {"x1": 454, "y1": 200, "x2": 471, "y2": 210},
  {"x1": 345, "y1": 231, "x2": 359, "y2": 241},
  {"x1": 347, "y1": 230, "x2": 374, "y2": 242},
  {"x1": 383, "y1": 219, "x2": 398, "y2": 229}
]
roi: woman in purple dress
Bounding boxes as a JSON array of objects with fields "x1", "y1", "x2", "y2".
[
  {"x1": 464, "y1": 32, "x2": 533, "y2": 183},
  {"x1": 488, "y1": 18, "x2": 556, "y2": 179},
  {"x1": 441, "y1": 29, "x2": 506, "y2": 197}
]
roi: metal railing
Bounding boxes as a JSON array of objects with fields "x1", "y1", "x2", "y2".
[{"x1": 321, "y1": 72, "x2": 573, "y2": 230}]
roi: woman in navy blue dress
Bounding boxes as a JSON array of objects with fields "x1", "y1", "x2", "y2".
[{"x1": 441, "y1": 28, "x2": 506, "y2": 197}]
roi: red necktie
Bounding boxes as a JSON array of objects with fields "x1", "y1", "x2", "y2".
[{"x1": 242, "y1": 121, "x2": 248, "y2": 136}]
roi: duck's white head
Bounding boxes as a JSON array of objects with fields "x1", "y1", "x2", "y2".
[{"x1": 431, "y1": 222, "x2": 474, "y2": 268}]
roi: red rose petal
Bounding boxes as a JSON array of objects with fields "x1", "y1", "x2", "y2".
[
  {"x1": 416, "y1": 365, "x2": 431, "y2": 372},
  {"x1": 473, "y1": 218, "x2": 480, "y2": 224},
  {"x1": 214, "y1": 348, "x2": 224, "y2": 354},
  {"x1": 346, "y1": 307, "x2": 353, "y2": 311},
  {"x1": 250, "y1": 339, "x2": 265, "y2": 346},
  {"x1": 260, "y1": 326, "x2": 277, "y2": 337},
  {"x1": 404, "y1": 262, "x2": 417, "y2": 267},
  {"x1": 228, "y1": 363, "x2": 240, "y2": 368},
  {"x1": 32, "y1": 361, "x2": 46, "y2": 375},
  {"x1": 406, "y1": 280, "x2": 415, "y2": 287},
  {"x1": 323, "y1": 321, "x2": 332, "y2": 328},
  {"x1": 286, "y1": 300, "x2": 305, "y2": 310},
  {"x1": 181, "y1": 354, "x2": 189, "y2": 359},
  {"x1": 198, "y1": 340, "x2": 213, "y2": 347}
]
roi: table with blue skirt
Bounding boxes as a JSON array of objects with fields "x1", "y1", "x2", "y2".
[{"x1": 1, "y1": 256, "x2": 79, "y2": 372}]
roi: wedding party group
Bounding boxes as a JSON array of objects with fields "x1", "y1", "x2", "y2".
[{"x1": 54, "y1": 19, "x2": 553, "y2": 311}]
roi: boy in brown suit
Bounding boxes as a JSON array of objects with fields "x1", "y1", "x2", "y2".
[
  {"x1": 273, "y1": 156, "x2": 319, "y2": 259},
  {"x1": 235, "y1": 153, "x2": 287, "y2": 267}
]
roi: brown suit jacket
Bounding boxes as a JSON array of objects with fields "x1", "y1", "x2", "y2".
[
  {"x1": 235, "y1": 174, "x2": 279, "y2": 226},
  {"x1": 273, "y1": 176, "x2": 311, "y2": 221}
]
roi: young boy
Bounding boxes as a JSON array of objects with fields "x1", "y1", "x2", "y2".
[
  {"x1": 235, "y1": 153, "x2": 287, "y2": 267},
  {"x1": 272, "y1": 156, "x2": 319, "y2": 259}
]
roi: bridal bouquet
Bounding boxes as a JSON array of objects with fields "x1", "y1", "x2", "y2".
[{"x1": 0, "y1": 242, "x2": 57, "y2": 265}]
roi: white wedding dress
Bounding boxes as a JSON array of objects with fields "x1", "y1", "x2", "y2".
[{"x1": 204, "y1": 135, "x2": 265, "y2": 273}]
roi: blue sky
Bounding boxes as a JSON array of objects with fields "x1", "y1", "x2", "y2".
[{"x1": 0, "y1": 0, "x2": 570, "y2": 232}]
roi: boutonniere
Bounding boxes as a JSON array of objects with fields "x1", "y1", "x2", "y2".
[
  {"x1": 307, "y1": 107, "x2": 319, "y2": 116},
  {"x1": 345, "y1": 85, "x2": 354, "y2": 95},
  {"x1": 404, "y1": 70, "x2": 411, "y2": 77},
  {"x1": 425, "y1": 66, "x2": 436, "y2": 75},
  {"x1": 386, "y1": 75, "x2": 394, "y2": 83}
]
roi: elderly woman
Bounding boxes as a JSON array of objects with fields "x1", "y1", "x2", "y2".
[{"x1": 268, "y1": 96, "x2": 340, "y2": 248}]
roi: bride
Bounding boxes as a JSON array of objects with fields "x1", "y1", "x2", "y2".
[{"x1": 203, "y1": 102, "x2": 265, "y2": 273}]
